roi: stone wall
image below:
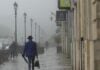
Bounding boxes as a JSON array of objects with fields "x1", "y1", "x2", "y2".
[{"x1": 94, "y1": 41, "x2": 100, "y2": 70}]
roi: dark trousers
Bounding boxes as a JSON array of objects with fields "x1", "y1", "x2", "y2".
[{"x1": 28, "y1": 56, "x2": 35, "y2": 70}]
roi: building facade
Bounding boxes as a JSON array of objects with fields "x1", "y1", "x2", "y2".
[
  {"x1": 56, "y1": 0, "x2": 100, "y2": 70},
  {"x1": 72, "y1": 0, "x2": 100, "y2": 70}
]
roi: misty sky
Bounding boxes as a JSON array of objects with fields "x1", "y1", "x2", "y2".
[{"x1": 0, "y1": 0, "x2": 58, "y2": 43}]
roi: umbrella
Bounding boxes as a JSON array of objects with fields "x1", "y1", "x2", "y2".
[{"x1": 22, "y1": 55, "x2": 28, "y2": 64}]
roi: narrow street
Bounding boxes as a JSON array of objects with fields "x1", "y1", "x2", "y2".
[{"x1": 0, "y1": 47, "x2": 72, "y2": 70}]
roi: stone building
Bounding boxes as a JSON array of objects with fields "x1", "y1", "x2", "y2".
[
  {"x1": 72, "y1": 0, "x2": 100, "y2": 70},
  {"x1": 56, "y1": 0, "x2": 100, "y2": 70}
]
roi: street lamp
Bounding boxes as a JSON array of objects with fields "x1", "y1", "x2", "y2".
[
  {"x1": 51, "y1": 12, "x2": 56, "y2": 22},
  {"x1": 14, "y1": 2, "x2": 18, "y2": 44},
  {"x1": 35, "y1": 22, "x2": 37, "y2": 41},
  {"x1": 51, "y1": 12, "x2": 56, "y2": 16},
  {"x1": 50, "y1": 16, "x2": 53, "y2": 23},
  {"x1": 30, "y1": 18, "x2": 33, "y2": 36},
  {"x1": 24, "y1": 13, "x2": 27, "y2": 43},
  {"x1": 38, "y1": 25, "x2": 40, "y2": 45}
]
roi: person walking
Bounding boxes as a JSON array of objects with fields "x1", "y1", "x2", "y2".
[
  {"x1": 22, "y1": 36, "x2": 38, "y2": 70},
  {"x1": 9, "y1": 41, "x2": 17, "y2": 59}
]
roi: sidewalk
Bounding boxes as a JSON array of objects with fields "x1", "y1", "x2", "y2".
[{"x1": 0, "y1": 47, "x2": 72, "y2": 70}]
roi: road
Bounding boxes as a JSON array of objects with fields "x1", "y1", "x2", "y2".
[{"x1": 0, "y1": 47, "x2": 72, "y2": 70}]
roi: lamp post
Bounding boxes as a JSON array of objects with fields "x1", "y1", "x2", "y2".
[
  {"x1": 38, "y1": 25, "x2": 40, "y2": 45},
  {"x1": 30, "y1": 18, "x2": 33, "y2": 36},
  {"x1": 51, "y1": 12, "x2": 56, "y2": 23},
  {"x1": 14, "y1": 2, "x2": 18, "y2": 44},
  {"x1": 35, "y1": 22, "x2": 37, "y2": 41},
  {"x1": 24, "y1": 13, "x2": 27, "y2": 43},
  {"x1": 50, "y1": 16, "x2": 53, "y2": 24}
]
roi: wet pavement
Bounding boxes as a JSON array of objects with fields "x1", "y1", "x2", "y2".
[{"x1": 0, "y1": 47, "x2": 72, "y2": 70}]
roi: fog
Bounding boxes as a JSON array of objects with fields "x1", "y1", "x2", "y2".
[{"x1": 0, "y1": 0, "x2": 58, "y2": 44}]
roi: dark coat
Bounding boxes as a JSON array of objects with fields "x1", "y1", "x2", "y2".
[{"x1": 23, "y1": 41, "x2": 38, "y2": 57}]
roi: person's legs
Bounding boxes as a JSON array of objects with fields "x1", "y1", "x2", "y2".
[
  {"x1": 28, "y1": 57, "x2": 32, "y2": 70},
  {"x1": 32, "y1": 57, "x2": 35, "y2": 70},
  {"x1": 12, "y1": 51, "x2": 14, "y2": 59}
]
